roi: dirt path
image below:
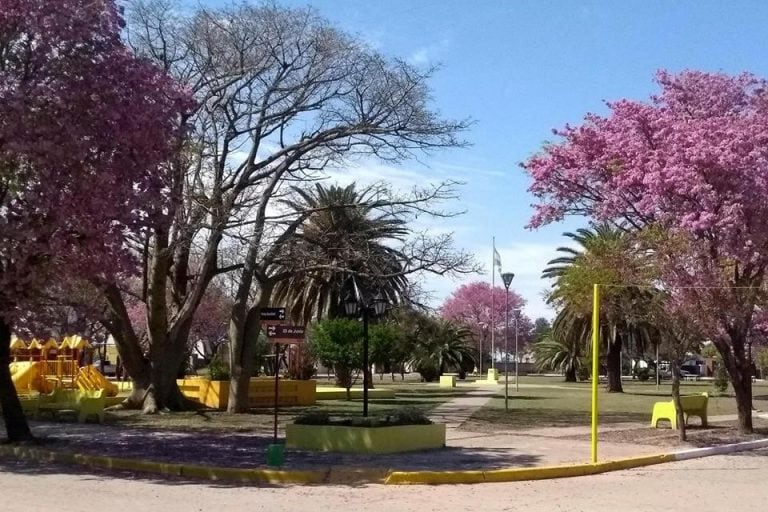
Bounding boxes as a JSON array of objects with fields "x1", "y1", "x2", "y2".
[{"x1": 2, "y1": 450, "x2": 767, "y2": 512}]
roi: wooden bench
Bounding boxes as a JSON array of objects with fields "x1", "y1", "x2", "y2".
[
  {"x1": 651, "y1": 392, "x2": 708, "y2": 429},
  {"x1": 36, "y1": 389, "x2": 106, "y2": 423}
]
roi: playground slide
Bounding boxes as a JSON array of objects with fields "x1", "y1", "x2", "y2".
[{"x1": 76, "y1": 365, "x2": 118, "y2": 397}]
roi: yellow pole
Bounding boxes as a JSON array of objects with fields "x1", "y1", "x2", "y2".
[{"x1": 591, "y1": 284, "x2": 601, "y2": 464}]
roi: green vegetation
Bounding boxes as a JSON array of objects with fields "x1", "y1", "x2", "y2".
[
  {"x1": 105, "y1": 383, "x2": 466, "y2": 433},
  {"x1": 294, "y1": 407, "x2": 432, "y2": 427},
  {"x1": 466, "y1": 377, "x2": 768, "y2": 431}
]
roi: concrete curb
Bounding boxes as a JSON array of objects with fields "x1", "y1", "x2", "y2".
[
  {"x1": 672, "y1": 438, "x2": 768, "y2": 461},
  {"x1": 385, "y1": 453, "x2": 675, "y2": 485},
  {"x1": 386, "y1": 439, "x2": 768, "y2": 485},
  {"x1": 0, "y1": 445, "x2": 329, "y2": 485},
  {"x1": 1, "y1": 438, "x2": 766, "y2": 487}
]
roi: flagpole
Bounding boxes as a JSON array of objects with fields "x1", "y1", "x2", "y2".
[{"x1": 491, "y1": 237, "x2": 495, "y2": 374}]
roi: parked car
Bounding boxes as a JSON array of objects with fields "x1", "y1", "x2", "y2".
[{"x1": 92, "y1": 359, "x2": 117, "y2": 377}]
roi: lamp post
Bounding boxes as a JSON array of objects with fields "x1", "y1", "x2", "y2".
[
  {"x1": 513, "y1": 308, "x2": 521, "y2": 392},
  {"x1": 344, "y1": 291, "x2": 387, "y2": 417},
  {"x1": 500, "y1": 272, "x2": 515, "y2": 412}
]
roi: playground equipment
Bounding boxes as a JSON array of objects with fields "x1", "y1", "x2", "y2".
[{"x1": 9, "y1": 335, "x2": 118, "y2": 396}]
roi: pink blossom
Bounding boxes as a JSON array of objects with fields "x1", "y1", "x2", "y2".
[{"x1": 0, "y1": 0, "x2": 192, "y2": 320}]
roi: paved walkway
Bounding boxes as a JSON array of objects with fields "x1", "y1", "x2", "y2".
[{"x1": 428, "y1": 385, "x2": 500, "y2": 428}]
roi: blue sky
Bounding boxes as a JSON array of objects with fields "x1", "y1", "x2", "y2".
[{"x1": 201, "y1": 0, "x2": 768, "y2": 319}]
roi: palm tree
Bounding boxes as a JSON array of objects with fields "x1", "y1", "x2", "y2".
[
  {"x1": 543, "y1": 224, "x2": 657, "y2": 392},
  {"x1": 272, "y1": 183, "x2": 410, "y2": 323},
  {"x1": 410, "y1": 317, "x2": 475, "y2": 382},
  {"x1": 532, "y1": 329, "x2": 584, "y2": 382}
]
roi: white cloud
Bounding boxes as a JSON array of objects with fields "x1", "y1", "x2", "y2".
[
  {"x1": 420, "y1": 241, "x2": 562, "y2": 321},
  {"x1": 406, "y1": 37, "x2": 452, "y2": 68},
  {"x1": 409, "y1": 48, "x2": 431, "y2": 66}
]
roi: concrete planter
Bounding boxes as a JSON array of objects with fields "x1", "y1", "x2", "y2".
[{"x1": 286, "y1": 423, "x2": 446, "y2": 454}]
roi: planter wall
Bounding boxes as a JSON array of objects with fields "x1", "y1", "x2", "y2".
[
  {"x1": 286, "y1": 423, "x2": 446, "y2": 454},
  {"x1": 178, "y1": 378, "x2": 316, "y2": 409}
]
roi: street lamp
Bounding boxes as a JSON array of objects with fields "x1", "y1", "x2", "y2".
[
  {"x1": 344, "y1": 291, "x2": 387, "y2": 417},
  {"x1": 513, "y1": 308, "x2": 521, "y2": 392},
  {"x1": 500, "y1": 272, "x2": 515, "y2": 412}
]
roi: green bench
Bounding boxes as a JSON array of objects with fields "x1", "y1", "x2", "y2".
[
  {"x1": 36, "y1": 389, "x2": 106, "y2": 423},
  {"x1": 651, "y1": 392, "x2": 708, "y2": 429}
]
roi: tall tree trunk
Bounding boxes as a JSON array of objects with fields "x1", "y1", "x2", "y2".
[
  {"x1": 564, "y1": 365, "x2": 577, "y2": 382},
  {"x1": 732, "y1": 370, "x2": 753, "y2": 434},
  {"x1": 0, "y1": 318, "x2": 34, "y2": 443},
  {"x1": 715, "y1": 329, "x2": 753, "y2": 434},
  {"x1": 670, "y1": 357, "x2": 686, "y2": 442},
  {"x1": 102, "y1": 284, "x2": 195, "y2": 413},
  {"x1": 228, "y1": 305, "x2": 265, "y2": 413},
  {"x1": 605, "y1": 333, "x2": 623, "y2": 392}
]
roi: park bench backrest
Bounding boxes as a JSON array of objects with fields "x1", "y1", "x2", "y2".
[{"x1": 677, "y1": 393, "x2": 708, "y2": 410}]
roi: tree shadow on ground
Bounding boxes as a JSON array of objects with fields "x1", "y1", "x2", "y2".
[{"x1": 0, "y1": 418, "x2": 543, "y2": 486}]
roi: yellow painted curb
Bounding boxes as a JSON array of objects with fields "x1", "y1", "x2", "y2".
[
  {"x1": 386, "y1": 469, "x2": 486, "y2": 485},
  {"x1": 0, "y1": 445, "x2": 327, "y2": 485},
  {"x1": 0, "y1": 442, "x2": 750, "y2": 487},
  {"x1": 325, "y1": 467, "x2": 390, "y2": 484},
  {"x1": 386, "y1": 453, "x2": 675, "y2": 485}
]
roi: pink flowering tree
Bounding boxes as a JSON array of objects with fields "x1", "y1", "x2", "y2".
[
  {"x1": 0, "y1": 0, "x2": 189, "y2": 441},
  {"x1": 440, "y1": 281, "x2": 531, "y2": 366},
  {"x1": 524, "y1": 70, "x2": 768, "y2": 433}
]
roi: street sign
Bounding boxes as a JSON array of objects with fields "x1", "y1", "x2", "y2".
[
  {"x1": 260, "y1": 307, "x2": 286, "y2": 321},
  {"x1": 266, "y1": 324, "x2": 306, "y2": 344}
]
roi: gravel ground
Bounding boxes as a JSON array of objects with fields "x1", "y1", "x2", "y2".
[
  {"x1": 28, "y1": 421, "x2": 542, "y2": 471},
  {"x1": 2, "y1": 450, "x2": 768, "y2": 512}
]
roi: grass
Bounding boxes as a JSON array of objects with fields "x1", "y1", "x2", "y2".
[
  {"x1": 105, "y1": 381, "x2": 470, "y2": 433},
  {"x1": 38, "y1": 374, "x2": 767, "y2": 435},
  {"x1": 466, "y1": 376, "x2": 768, "y2": 431}
]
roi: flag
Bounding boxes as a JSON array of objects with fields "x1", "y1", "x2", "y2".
[{"x1": 493, "y1": 247, "x2": 502, "y2": 271}]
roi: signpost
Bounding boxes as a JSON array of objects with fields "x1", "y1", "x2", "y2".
[
  {"x1": 260, "y1": 307, "x2": 286, "y2": 324},
  {"x1": 266, "y1": 324, "x2": 306, "y2": 343},
  {"x1": 265, "y1": 320, "x2": 305, "y2": 450}
]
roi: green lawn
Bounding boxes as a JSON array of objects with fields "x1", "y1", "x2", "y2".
[
  {"x1": 106, "y1": 382, "x2": 469, "y2": 432},
  {"x1": 466, "y1": 376, "x2": 768, "y2": 431}
]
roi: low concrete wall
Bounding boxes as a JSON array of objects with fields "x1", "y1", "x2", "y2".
[{"x1": 178, "y1": 378, "x2": 316, "y2": 409}]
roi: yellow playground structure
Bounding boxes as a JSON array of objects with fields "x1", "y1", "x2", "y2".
[{"x1": 9, "y1": 335, "x2": 118, "y2": 397}]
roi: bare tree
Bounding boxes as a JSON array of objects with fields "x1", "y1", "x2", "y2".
[
  {"x1": 98, "y1": 1, "x2": 470, "y2": 413},
  {"x1": 227, "y1": 181, "x2": 477, "y2": 412}
]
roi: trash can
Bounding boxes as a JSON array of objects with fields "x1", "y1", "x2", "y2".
[{"x1": 266, "y1": 444, "x2": 285, "y2": 467}]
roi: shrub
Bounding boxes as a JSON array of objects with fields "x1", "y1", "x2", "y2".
[
  {"x1": 417, "y1": 361, "x2": 440, "y2": 382},
  {"x1": 576, "y1": 362, "x2": 591, "y2": 382},
  {"x1": 293, "y1": 410, "x2": 331, "y2": 425},
  {"x1": 714, "y1": 362, "x2": 729, "y2": 394},
  {"x1": 293, "y1": 407, "x2": 432, "y2": 427},
  {"x1": 207, "y1": 355, "x2": 230, "y2": 381},
  {"x1": 635, "y1": 367, "x2": 650, "y2": 382}
]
